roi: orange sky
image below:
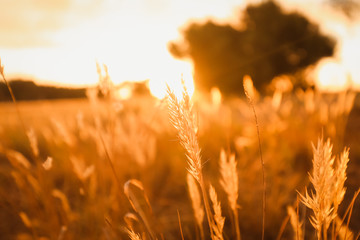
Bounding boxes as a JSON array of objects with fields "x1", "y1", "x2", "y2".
[{"x1": 0, "y1": 0, "x2": 359, "y2": 98}]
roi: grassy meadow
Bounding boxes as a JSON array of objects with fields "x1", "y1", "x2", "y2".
[{"x1": 0, "y1": 76, "x2": 360, "y2": 240}]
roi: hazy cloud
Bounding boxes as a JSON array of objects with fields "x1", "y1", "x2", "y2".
[{"x1": 0, "y1": 0, "x2": 101, "y2": 48}]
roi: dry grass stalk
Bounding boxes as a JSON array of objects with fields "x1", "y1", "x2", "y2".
[
  {"x1": 96, "y1": 119, "x2": 121, "y2": 186},
  {"x1": 336, "y1": 189, "x2": 360, "y2": 240},
  {"x1": 167, "y1": 84, "x2": 215, "y2": 239},
  {"x1": 51, "y1": 118, "x2": 76, "y2": 147},
  {"x1": 219, "y1": 149, "x2": 241, "y2": 240},
  {"x1": 57, "y1": 226, "x2": 68, "y2": 240},
  {"x1": 300, "y1": 138, "x2": 335, "y2": 240},
  {"x1": 52, "y1": 189, "x2": 73, "y2": 220},
  {"x1": 332, "y1": 148, "x2": 350, "y2": 238},
  {"x1": 124, "y1": 179, "x2": 157, "y2": 240},
  {"x1": 19, "y1": 211, "x2": 38, "y2": 239},
  {"x1": 0, "y1": 58, "x2": 39, "y2": 163},
  {"x1": 177, "y1": 210, "x2": 185, "y2": 240},
  {"x1": 209, "y1": 185, "x2": 225, "y2": 240},
  {"x1": 26, "y1": 174, "x2": 41, "y2": 195},
  {"x1": 26, "y1": 128, "x2": 39, "y2": 158},
  {"x1": 219, "y1": 149, "x2": 238, "y2": 213},
  {"x1": 287, "y1": 206, "x2": 304, "y2": 240},
  {"x1": 166, "y1": 85, "x2": 201, "y2": 182},
  {"x1": 276, "y1": 214, "x2": 290, "y2": 240},
  {"x1": 187, "y1": 173, "x2": 205, "y2": 239},
  {"x1": 89, "y1": 65, "x2": 121, "y2": 187},
  {"x1": 333, "y1": 148, "x2": 350, "y2": 214},
  {"x1": 243, "y1": 75, "x2": 266, "y2": 240},
  {"x1": 127, "y1": 228, "x2": 143, "y2": 240},
  {"x1": 243, "y1": 75, "x2": 257, "y2": 101},
  {"x1": 19, "y1": 211, "x2": 32, "y2": 229},
  {"x1": 335, "y1": 216, "x2": 354, "y2": 240},
  {"x1": 5, "y1": 149, "x2": 31, "y2": 170},
  {"x1": 124, "y1": 212, "x2": 140, "y2": 231},
  {"x1": 300, "y1": 137, "x2": 351, "y2": 240},
  {"x1": 70, "y1": 156, "x2": 95, "y2": 182},
  {"x1": 42, "y1": 156, "x2": 53, "y2": 170},
  {"x1": 96, "y1": 62, "x2": 114, "y2": 98}
]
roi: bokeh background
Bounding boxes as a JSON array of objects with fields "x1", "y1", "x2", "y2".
[{"x1": 1, "y1": 0, "x2": 360, "y2": 239}]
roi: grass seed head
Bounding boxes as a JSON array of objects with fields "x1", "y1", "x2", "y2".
[
  {"x1": 187, "y1": 173, "x2": 204, "y2": 228},
  {"x1": 219, "y1": 149, "x2": 239, "y2": 212},
  {"x1": 167, "y1": 85, "x2": 202, "y2": 182},
  {"x1": 209, "y1": 184, "x2": 225, "y2": 240},
  {"x1": 300, "y1": 137, "x2": 351, "y2": 239}
]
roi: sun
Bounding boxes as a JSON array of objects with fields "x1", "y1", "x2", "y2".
[
  {"x1": 315, "y1": 58, "x2": 349, "y2": 92},
  {"x1": 147, "y1": 60, "x2": 195, "y2": 100}
]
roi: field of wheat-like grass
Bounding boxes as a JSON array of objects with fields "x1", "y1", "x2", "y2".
[{"x1": 0, "y1": 62, "x2": 359, "y2": 240}]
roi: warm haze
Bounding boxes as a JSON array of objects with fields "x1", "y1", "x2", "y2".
[
  {"x1": 0, "y1": 0, "x2": 360, "y2": 98},
  {"x1": 1, "y1": 1, "x2": 360, "y2": 239}
]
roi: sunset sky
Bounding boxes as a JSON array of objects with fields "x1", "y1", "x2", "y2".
[{"x1": 1, "y1": 0, "x2": 359, "y2": 98}]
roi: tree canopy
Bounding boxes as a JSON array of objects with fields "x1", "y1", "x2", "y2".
[
  {"x1": 328, "y1": 0, "x2": 360, "y2": 19},
  {"x1": 168, "y1": 1, "x2": 336, "y2": 95}
]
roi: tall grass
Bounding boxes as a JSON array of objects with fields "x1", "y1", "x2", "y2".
[
  {"x1": 219, "y1": 149, "x2": 241, "y2": 240},
  {"x1": 243, "y1": 75, "x2": 266, "y2": 240},
  {"x1": 167, "y1": 83, "x2": 216, "y2": 239},
  {"x1": 0, "y1": 57, "x2": 359, "y2": 239},
  {"x1": 299, "y1": 138, "x2": 358, "y2": 240}
]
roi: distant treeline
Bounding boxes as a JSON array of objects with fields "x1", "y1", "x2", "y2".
[{"x1": 0, "y1": 80, "x2": 87, "y2": 101}]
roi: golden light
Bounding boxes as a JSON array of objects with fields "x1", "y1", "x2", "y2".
[
  {"x1": 315, "y1": 58, "x2": 349, "y2": 92},
  {"x1": 0, "y1": 0, "x2": 242, "y2": 97},
  {"x1": 1, "y1": 0, "x2": 360, "y2": 98},
  {"x1": 243, "y1": 75, "x2": 259, "y2": 100},
  {"x1": 210, "y1": 87, "x2": 222, "y2": 107},
  {"x1": 148, "y1": 61, "x2": 195, "y2": 99},
  {"x1": 116, "y1": 86, "x2": 132, "y2": 100},
  {"x1": 340, "y1": 28, "x2": 360, "y2": 89}
]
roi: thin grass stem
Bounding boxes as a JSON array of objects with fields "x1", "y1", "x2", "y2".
[
  {"x1": 234, "y1": 209, "x2": 241, "y2": 240},
  {"x1": 177, "y1": 210, "x2": 185, "y2": 240},
  {"x1": 276, "y1": 215, "x2": 290, "y2": 240},
  {"x1": 243, "y1": 77, "x2": 266, "y2": 240}
]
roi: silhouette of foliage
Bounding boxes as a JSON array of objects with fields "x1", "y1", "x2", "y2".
[
  {"x1": 328, "y1": 0, "x2": 360, "y2": 19},
  {"x1": 0, "y1": 79, "x2": 153, "y2": 102},
  {"x1": 168, "y1": 1, "x2": 336, "y2": 95},
  {"x1": 0, "y1": 80, "x2": 86, "y2": 101}
]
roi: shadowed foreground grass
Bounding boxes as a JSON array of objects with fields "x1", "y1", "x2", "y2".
[{"x1": 0, "y1": 83, "x2": 359, "y2": 239}]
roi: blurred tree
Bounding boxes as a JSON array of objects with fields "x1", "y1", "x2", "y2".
[
  {"x1": 168, "y1": 1, "x2": 336, "y2": 95},
  {"x1": 327, "y1": 0, "x2": 360, "y2": 20}
]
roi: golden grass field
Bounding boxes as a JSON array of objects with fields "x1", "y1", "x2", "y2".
[{"x1": 0, "y1": 79, "x2": 360, "y2": 240}]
